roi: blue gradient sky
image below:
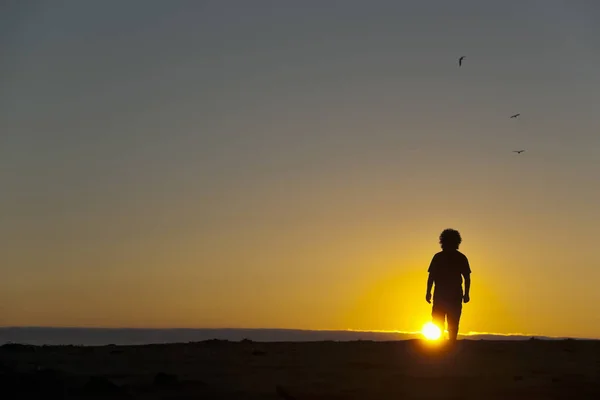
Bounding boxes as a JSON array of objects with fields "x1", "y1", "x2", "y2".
[{"x1": 2, "y1": 1, "x2": 600, "y2": 337}]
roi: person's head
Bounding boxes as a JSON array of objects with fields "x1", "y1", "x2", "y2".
[{"x1": 439, "y1": 228, "x2": 462, "y2": 250}]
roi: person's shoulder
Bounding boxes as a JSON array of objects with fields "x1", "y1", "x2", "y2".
[
  {"x1": 429, "y1": 251, "x2": 442, "y2": 269},
  {"x1": 456, "y1": 251, "x2": 471, "y2": 270},
  {"x1": 433, "y1": 251, "x2": 443, "y2": 258}
]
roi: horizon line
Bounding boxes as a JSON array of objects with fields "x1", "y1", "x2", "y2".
[{"x1": 0, "y1": 326, "x2": 592, "y2": 340}]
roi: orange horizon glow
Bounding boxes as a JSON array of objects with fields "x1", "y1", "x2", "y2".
[{"x1": 0, "y1": 324, "x2": 585, "y2": 340}]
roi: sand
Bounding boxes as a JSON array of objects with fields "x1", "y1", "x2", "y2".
[{"x1": 1, "y1": 339, "x2": 600, "y2": 399}]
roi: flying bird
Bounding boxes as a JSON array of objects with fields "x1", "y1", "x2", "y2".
[
  {"x1": 458, "y1": 56, "x2": 466, "y2": 67},
  {"x1": 510, "y1": 113, "x2": 521, "y2": 118},
  {"x1": 513, "y1": 150, "x2": 525, "y2": 154}
]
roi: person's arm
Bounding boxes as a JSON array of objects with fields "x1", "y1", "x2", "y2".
[
  {"x1": 463, "y1": 256, "x2": 472, "y2": 303},
  {"x1": 426, "y1": 273, "x2": 434, "y2": 303},
  {"x1": 426, "y1": 255, "x2": 436, "y2": 303},
  {"x1": 463, "y1": 273, "x2": 471, "y2": 297}
]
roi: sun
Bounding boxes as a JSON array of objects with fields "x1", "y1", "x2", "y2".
[{"x1": 422, "y1": 322, "x2": 442, "y2": 341}]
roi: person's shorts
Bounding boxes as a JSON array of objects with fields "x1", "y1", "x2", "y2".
[{"x1": 432, "y1": 300, "x2": 462, "y2": 330}]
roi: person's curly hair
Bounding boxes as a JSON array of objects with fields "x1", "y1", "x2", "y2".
[{"x1": 439, "y1": 228, "x2": 462, "y2": 250}]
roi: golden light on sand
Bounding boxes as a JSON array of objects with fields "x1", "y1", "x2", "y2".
[{"x1": 422, "y1": 322, "x2": 442, "y2": 340}]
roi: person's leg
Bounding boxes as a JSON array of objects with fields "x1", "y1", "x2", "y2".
[
  {"x1": 446, "y1": 302, "x2": 463, "y2": 341},
  {"x1": 431, "y1": 302, "x2": 446, "y2": 333}
]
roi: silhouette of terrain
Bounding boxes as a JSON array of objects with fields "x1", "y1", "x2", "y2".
[
  {"x1": 2, "y1": 339, "x2": 600, "y2": 399},
  {"x1": 0, "y1": 327, "x2": 583, "y2": 346}
]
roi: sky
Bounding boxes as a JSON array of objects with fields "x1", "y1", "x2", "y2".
[{"x1": 1, "y1": 0, "x2": 600, "y2": 338}]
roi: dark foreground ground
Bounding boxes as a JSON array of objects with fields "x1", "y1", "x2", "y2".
[{"x1": 1, "y1": 339, "x2": 600, "y2": 399}]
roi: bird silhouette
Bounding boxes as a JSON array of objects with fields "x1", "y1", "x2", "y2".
[
  {"x1": 510, "y1": 113, "x2": 521, "y2": 118},
  {"x1": 458, "y1": 56, "x2": 466, "y2": 67},
  {"x1": 513, "y1": 150, "x2": 525, "y2": 154}
]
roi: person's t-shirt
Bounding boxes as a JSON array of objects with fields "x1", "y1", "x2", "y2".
[{"x1": 428, "y1": 250, "x2": 471, "y2": 302}]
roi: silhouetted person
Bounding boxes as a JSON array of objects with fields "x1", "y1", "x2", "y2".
[{"x1": 425, "y1": 229, "x2": 471, "y2": 342}]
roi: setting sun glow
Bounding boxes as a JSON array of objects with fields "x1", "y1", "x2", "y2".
[{"x1": 422, "y1": 322, "x2": 442, "y2": 341}]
